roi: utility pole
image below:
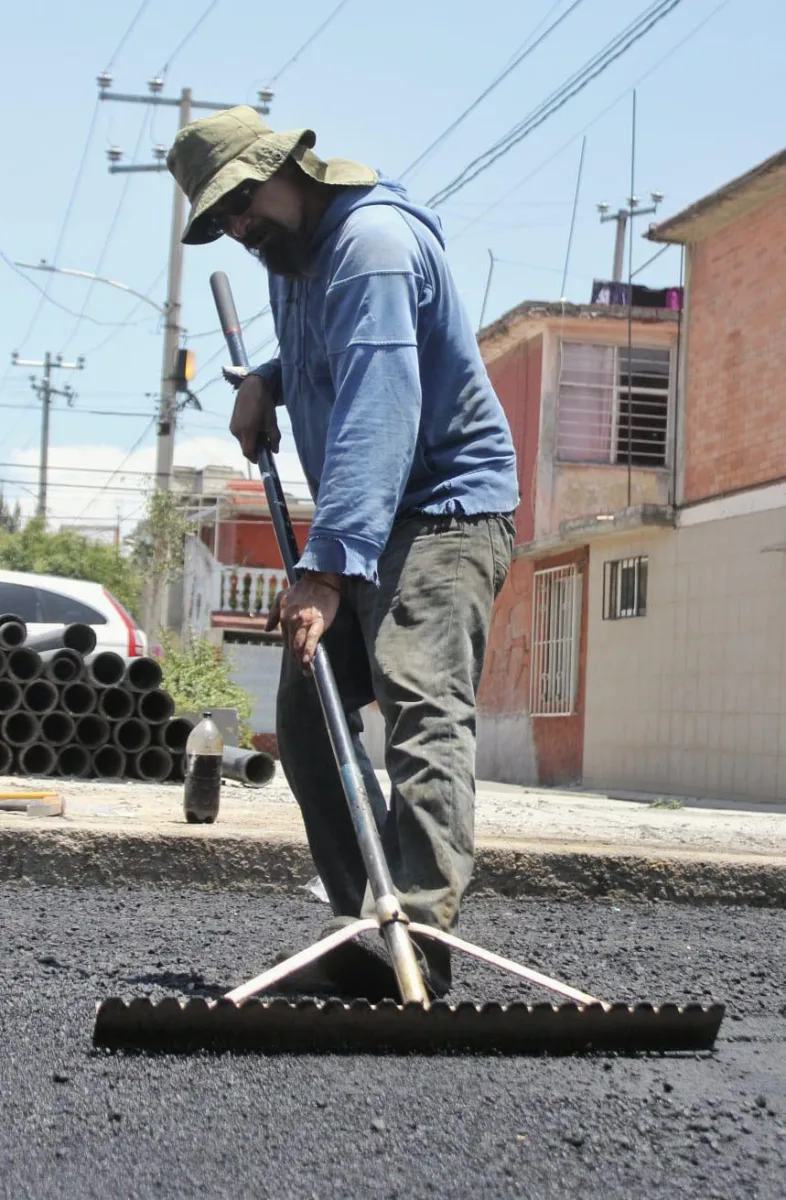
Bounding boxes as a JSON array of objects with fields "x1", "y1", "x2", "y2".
[
  {"x1": 596, "y1": 192, "x2": 664, "y2": 282},
  {"x1": 97, "y1": 75, "x2": 273, "y2": 492},
  {"x1": 11, "y1": 351, "x2": 84, "y2": 518}
]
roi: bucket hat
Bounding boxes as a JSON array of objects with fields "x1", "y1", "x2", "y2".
[{"x1": 167, "y1": 105, "x2": 378, "y2": 245}]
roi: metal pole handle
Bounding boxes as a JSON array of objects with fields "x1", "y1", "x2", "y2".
[{"x1": 209, "y1": 272, "x2": 428, "y2": 1006}]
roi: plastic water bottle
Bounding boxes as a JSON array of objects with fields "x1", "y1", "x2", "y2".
[{"x1": 183, "y1": 710, "x2": 223, "y2": 824}]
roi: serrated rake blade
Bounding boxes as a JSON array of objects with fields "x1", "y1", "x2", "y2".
[{"x1": 93, "y1": 997, "x2": 725, "y2": 1055}]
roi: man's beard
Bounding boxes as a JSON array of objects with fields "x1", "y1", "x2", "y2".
[{"x1": 242, "y1": 220, "x2": 313, "y2": 280}]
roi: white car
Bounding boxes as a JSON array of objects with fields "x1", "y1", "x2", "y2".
[{"x1": 0, "y1": 570, "x2": 147, "y2": 657}]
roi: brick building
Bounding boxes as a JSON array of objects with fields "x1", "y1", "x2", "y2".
[{"x1": 477, "y1": 148, "x2": 786, "y2": 802}]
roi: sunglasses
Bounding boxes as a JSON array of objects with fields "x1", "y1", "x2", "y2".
[{"x1": 208, "y1": 181, "x2": 259, "y2": 235}]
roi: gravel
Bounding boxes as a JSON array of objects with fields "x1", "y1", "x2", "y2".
[{"x1": 1, "y1": 883, "x2": 784, "y2": 1199}]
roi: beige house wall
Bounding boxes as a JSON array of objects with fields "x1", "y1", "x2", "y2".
[{"x1": 583, "y1": 505, "x2": 786, "y2": 801}]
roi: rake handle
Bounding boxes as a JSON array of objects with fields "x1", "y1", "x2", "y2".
[{"x1": 209, "y1": 271, "x2": 428, "y2": 1006}]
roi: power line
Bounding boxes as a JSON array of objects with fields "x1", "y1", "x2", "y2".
[
  {"x1": 268, "y1": 0, "x2": 353, "y2": 84},
  {"x1": 105, "y1": 0, "x2": 155, "y2": 70},
  {"x1": 82, "y1": 269, "x2": 167, "y2": 358},
  {"x1": 59, "y1": 108, "x2": 153, "y2": 354},
  {"x1": 0, "y1": 404, "x2": 153, "y2": 417},
  {"x1": 13, "y1": 2, "x2": 165, "y2": 355},
  {"x1": 428, "y1": 0, "x2": 685, "y2": 207},
  {"x1": 13, "y1": 101, "x2": 102, "y2": 354},
  {"x1": 0, "y1": 476, "x2": 151, "y2": 495},
  {"x1": 400, "y1": 0, "x2": 586, "y2": 181},
  {"x1": 187, "y1": 306, "x2": 270, "y2": 341},
  {"x1": 75, "y1": 417, "x2": 158, "y2": 519},
  {"x1": 449, "y1": 0, "x2": 733, "y2": 243},
  {"x1": 158, "y1": 0, "x2": 223, "y2": 77},
  {"x1": 190, "y1": 311, "x2": 272, "y2": 381}
]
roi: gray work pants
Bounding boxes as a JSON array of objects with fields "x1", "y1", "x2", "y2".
[{"x1": 276, "y1": 512, "x2": 514, "y2": 988}]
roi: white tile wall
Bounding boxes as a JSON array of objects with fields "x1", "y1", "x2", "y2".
[{"x1": 583, "y1": 507, "x2": 786, "y2": 801}]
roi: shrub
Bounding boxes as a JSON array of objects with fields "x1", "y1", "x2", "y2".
[{"x1": 158, "y1": 630, "x2": 254, "y2": 748}]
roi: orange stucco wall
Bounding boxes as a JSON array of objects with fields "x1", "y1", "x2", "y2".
[
  {"x1": 485, "y1": 335, "x2": 542, "y2": 545},
  {"x1": 200, "y1": 518, "x2": 312, "y2": 567}
]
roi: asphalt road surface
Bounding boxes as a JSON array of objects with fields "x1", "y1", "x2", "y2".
[{"x1": 1, "y1": 883, "x2": 784, "y2": 1199}]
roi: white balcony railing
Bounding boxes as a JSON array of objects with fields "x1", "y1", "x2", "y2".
[{"x1": 183, "y1": 535, "x2": 288, "y2": 634}]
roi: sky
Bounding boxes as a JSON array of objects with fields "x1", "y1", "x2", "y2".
[{"x1": 0, "y1": 0, "x2": 782, "y2": 537}]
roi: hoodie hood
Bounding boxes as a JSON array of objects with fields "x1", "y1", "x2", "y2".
[{"x1": 312, "y1": 174, "x2": 446, "y2": 251}]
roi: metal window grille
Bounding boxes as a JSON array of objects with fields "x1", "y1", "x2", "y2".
[
  {"x1": 557, "y1": 343, "x2": 671, "y2": 467},
  {"x1": 603, "y1": 556, "x2": 648, "y2": 620},
  {"x1": 530, "y1": 564, "x2": 581, "y2": 717}
]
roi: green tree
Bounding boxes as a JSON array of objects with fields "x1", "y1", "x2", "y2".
[
  {"x1": 126, "y1": 490, "x2": 194, "y2": 635},
  {"x1": 0, "y1": 517, "x2": 141, "y2": 616},
  {"x1": 0, "y1": 491, "x2": 22, "y2": 534}
]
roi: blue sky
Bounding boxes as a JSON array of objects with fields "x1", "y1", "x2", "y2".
[{"x1": 0, "y1": 0, "x2": 782, "y2": 532}]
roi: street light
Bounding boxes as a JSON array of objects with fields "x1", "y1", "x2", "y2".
[{"x1": 14, "y1": 261, "x2": 167, "y2": 316}]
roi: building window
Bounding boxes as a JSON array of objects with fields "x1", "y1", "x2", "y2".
[
  {"x1": 530, "y1": 564, "x2": 582, "y2": 717},
  {"x1": 603, "y1": 556, "x2": 648, "y2": 620},
  {"x1": 557, "y1": 342, "x2": 671, "y2": 467}
]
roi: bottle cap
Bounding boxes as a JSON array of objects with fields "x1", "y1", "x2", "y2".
[{"x1": 202, "y1": 709, "x2": 212, "y2": 718}]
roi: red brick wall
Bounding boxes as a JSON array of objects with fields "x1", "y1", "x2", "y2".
[
  {"x1": 485, "y1": 336, "x2": 543, "y2": 545},
  {"x1": 530, "y1": 546, "x2": 589, "y2": 787},
  {"x1": 684, "y1": 192, "x2": 786, "y2": 502}
]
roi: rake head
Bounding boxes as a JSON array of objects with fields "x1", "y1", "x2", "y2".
[{"x1": 93, "y1": 996, "x2": 725, "y2": 1055}]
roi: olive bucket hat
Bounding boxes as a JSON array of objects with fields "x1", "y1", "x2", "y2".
[{"x1": 167, "y1": 105, "x2": 378, "y2": 245}]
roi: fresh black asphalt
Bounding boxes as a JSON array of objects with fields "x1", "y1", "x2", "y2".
[{"x1": 1, "y1": 883, "x2": 784, "y2": 1199}]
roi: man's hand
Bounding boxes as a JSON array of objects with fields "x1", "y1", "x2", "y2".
[
  {"x1": 229, "y1": 373, "x2": 281, "y2": 459},
  {"x1": 266, "y1": 573, "x2": 342, "y2": 670}
]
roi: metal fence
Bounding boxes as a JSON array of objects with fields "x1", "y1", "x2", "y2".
[{"x1": 530, "y1": 564, "x2": 581, "y2": 717}]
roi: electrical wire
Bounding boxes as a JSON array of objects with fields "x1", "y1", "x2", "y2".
[
  {"x1": 58, "y1": 108, "x2": 154, "y2": 355},
  {"x1": 447, "y1": 0, "x2": 733, "y2": 243},
  {"x1": 428, "y1": 0, "x2": 685, "y2": 208},
  {"x1": 75, "y1": 417, "x2": 158, "y2": 519},
  {"x1": 268, "y1": 0, "x2": 353, "y2": 84},
  {"x1": 158, "y1": 0, "x2": 223, "y2": 77},
  {"x1": 189, "y1": 311, "x2": 272, "y2": 385},
  {"x1": 12, "y1": 0, "x2": 166, "y2": 354},
  {"x1": 187, "y1": 306, "x2": 270, "y2": 341},
  {"x1": 400, "y1": 0, "x2": 586, "y2": 181},
  {"x1": 13, "y1": 101, "x2": 102, "y2": 353},
  {"x1": 0, "y1": 404, "x2": 154, "y2": 417},
  {"x1": 82, "y1": 266, "x2": 168, "y2": 356},
  {"x1": 105, "y1": 0, "x2": 155, "y2": 70}
]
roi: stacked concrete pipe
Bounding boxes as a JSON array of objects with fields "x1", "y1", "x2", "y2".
[{"x1": 0, "y1": 615, "x2": 275, "y2": 789}]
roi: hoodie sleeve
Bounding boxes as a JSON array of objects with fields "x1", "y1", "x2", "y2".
[
  {"x1": 296, "y1": 210, "x2": 425, "y2": 583},
  {"x1": 248, "y1": 358, "x2": 283, "y2": 404}
]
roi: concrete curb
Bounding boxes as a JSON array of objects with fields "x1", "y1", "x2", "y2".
[{"x1": 1, "y1": 827, "x2": 785, "y2": 906}]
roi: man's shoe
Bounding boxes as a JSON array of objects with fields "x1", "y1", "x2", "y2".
[{"x1": 265, "y1": 917, "x2": 449, "y2": 1003}]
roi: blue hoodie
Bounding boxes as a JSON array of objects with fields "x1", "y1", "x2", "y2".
[{"x1": 252, "y1": 177, "x2": 518, "y2": 582}]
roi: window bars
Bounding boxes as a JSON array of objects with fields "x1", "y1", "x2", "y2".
[
  {"x1": 530, "y1": 564, "x2": 581, "y2": 717},
  {"x1": 557, "y1": 343, "x2": 671, "y2": 468},
  {"x1": 603, "y1": 556, "x2": 648, "y2": 620}
]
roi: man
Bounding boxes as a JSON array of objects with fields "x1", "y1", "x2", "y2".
[{"x1": 168, "y1": 106, "x2": 518, "y2": 1000}]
